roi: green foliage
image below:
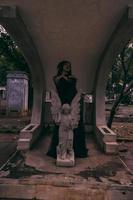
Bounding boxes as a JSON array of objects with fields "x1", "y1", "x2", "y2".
[
  {"x1": 0, "y1": 26, "x2": 29, "y2": 86},
  {"x1": 106, "y1": 39, "x2": 133, "y2": 104},
  {"x1": 107, "y1": 39, "x2": 133, "y2": 128}
]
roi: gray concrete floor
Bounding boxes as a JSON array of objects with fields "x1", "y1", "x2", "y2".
[
  {"x1": 0, "y1": 117, "x2": 132, "y2": 186},
  {"x1": 25, "y1": 133, "x2": 113, "y2": 174},
  {"x1": 0, "y1": 130, "x2": 133, "y2": 200},
  {"x1": 23, "y1": 131, "x2": 133, "y2": 185}
]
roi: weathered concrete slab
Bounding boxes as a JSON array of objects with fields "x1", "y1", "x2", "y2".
[
  {"x1": 0, "y1": 133, "x2": 133, "y2": 199},
  {"x1": 0, "y1": 176, "x2": 133, "y2": 200}
]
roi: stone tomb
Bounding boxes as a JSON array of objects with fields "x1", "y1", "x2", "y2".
[{"x1": 6, "y1": 71, "x2": 29, "y2": 115}]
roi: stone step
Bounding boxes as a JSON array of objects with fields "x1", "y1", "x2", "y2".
[
  {"x1": 17, "y1": 139, "x2": 30, "y2": 150},
  {"x1": 104, "y1": 142, "x2": 119, "y2": 154},
  {"x1": 97, "y1": 126, "x2": 117, "y2": 143}
]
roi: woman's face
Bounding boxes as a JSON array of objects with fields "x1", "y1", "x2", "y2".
[{"x1": 63, "y1": 63, "x2": 71, "y2": 76}]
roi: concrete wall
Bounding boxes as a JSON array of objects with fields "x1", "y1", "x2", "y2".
[{"x1": 0, "y1": 0, "x2": 132, "y2": 92}]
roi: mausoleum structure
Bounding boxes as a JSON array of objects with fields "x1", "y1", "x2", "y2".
[
  {"x1": 0, "y1": 0, "x2": 132, "y2": 153},
  {"x1": 6, "y1": 71, "x2": 29, "y2": 115}
]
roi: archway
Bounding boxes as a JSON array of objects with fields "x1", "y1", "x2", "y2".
[
  {"x1": 0, "y1": 5, "x2": 45, "y2": 150},
  {"x1": 94, "y1": 6, "x2": 133, "y2": 153}
]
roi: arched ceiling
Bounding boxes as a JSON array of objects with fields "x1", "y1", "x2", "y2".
[{"x1": 0, "y1": 0, "x2": 132, "y2": 91}]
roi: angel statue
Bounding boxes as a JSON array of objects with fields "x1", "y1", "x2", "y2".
[
  {"x1": 47, "y1": 61, "x2": 88, "y2": 163},
  {"x1": 51, "y1": 90, "x2": 81, "y2": 166}
]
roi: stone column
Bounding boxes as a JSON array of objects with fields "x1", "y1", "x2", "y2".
[{"x1": 6, "y1": 71, "x2": 29, "y2": 116}]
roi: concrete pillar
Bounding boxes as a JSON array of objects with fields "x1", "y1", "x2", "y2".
[{"x1": 94, "y1": 6, "x2": 133, "y2": 154}]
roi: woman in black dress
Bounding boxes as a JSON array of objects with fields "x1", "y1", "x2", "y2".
[{"x1": 47, "y1": 61, "x2": 88, "y2": 158}]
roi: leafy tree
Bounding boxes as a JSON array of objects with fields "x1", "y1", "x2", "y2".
[
  {"x1": 0, "y1": 25, "x2": 29, "y2": 86},
  {"x1": 0, "y1": 25, "x2": 33, "y2": 109},
  {"x1": 106, "y1": 39, "x2": 133, "y2": 128}
]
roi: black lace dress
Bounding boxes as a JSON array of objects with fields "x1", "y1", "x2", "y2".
[{"x1": 47, "y1": 76, "x2": 88, "y2": 158}]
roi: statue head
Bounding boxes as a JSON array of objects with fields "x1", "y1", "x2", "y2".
[
  {"x1": 57, "y1": 60, "x2": 72, "y2": 77},
  {"x1": 61, "y1": 103, "x2": 71, "y2": 115}
]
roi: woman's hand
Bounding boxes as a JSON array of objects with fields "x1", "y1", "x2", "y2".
[{"x1": 55, "y1": 75, "x2": 68, "y2": 82}]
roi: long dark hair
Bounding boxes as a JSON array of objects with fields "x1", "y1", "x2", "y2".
[{"x1": 56, "y1": 60, "x2": 72, "y2": 76}]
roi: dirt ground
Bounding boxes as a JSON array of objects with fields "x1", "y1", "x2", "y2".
[
  {"x1": 0, "y1": 116, "x2": 30, "y2": 168},
  {"x1": 0, "y1": 115, "x2": 30, "y2": 134},
  {"x1": 112, "y1": 122, "x2": 133, "y2": 140}
]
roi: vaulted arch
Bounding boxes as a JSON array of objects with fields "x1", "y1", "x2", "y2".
[
  {"x1": 0, "y1": 5, "x2": 45, "y2": 149},
  {"x1": 94, "y1": 6, "x2": 133, "y2": 152}
]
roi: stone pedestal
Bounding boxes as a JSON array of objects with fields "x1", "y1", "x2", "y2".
[
  {"x1": 96, "y1": 125, "x2": 118, "y2": 154},
  {"x1": 56, "y1": 150, "x2": 75, "y2": 167},
  {"x1": 6, "y1": 71, "x2": 29, "y2": 115}
]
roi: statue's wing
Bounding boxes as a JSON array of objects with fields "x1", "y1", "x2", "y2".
[
  {"x1": 71, "y1": 90, "x2": 82, "y2": 128},
  {"x1": 51, "y1": 90, "x2": 61, "y2": 123}
]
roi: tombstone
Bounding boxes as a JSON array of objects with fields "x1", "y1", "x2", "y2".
[{"x1": 6, "y1": 71, "x2": 29, "y2": 116}]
